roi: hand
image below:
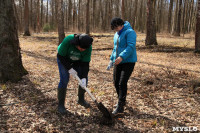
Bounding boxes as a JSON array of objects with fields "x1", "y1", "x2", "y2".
[
  {"x1": 80, "y1": 78, "x2": 86, "y2": 88},
  {"x1": 106, "y1": 60, "x2": 114, "y2": 70},
  {"x1": 68, "y1": 68, "x2": 77, "y2": 77},
  {"x1": 114, "y1": 57, "x2": 123, "y2": 65}
]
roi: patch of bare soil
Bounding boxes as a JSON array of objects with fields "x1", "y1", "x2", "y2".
[{"x1": 0, "y1": 32, "x2": 200, "y2": 132}]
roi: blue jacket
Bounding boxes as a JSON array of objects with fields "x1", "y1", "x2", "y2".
[{"x1": 110, "y1": 21, "x2": 137, "y2": 64}]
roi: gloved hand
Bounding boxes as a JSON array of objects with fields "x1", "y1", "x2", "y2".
[
  {"x1": 80, "y1": 78, "x2": 86, "y2": 88},
  {"x1": 106, "y1": 60, "x2": 114, "y2": 70},
  {"x1": 68, "y1": 68, "x2": 77, "y2": 77}
]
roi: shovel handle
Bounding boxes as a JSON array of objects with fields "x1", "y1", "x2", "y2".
[{"x1": 74, "y1": 74, "x2": 96, "y2": 102}]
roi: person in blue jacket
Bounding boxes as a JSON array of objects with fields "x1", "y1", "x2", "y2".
[{"x1": 107, "y1": 17, "x2": 137, "y2": 115}]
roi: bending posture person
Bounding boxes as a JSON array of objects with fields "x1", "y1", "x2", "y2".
[
  {"x1": 107, "y1": 18, "x2": 137, "y2": 115},
  {"x1": 57, "y1": 34, "x2": 93, "y2": 114}
]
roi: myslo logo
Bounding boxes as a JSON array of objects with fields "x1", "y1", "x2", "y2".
[{"x1": 172, "y1": 126, "x2": 198, "y2": 132}]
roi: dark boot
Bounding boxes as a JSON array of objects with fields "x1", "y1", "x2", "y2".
[
  {"x1": 112, "y1": 102, "x2": 125, "y2": 115},
  {"x1": 57, "y1": 88, "x2": 67, "y2": 114},
  {"x1": 77, "y1": 86, "x2": 90, "y2": 108},
  {"x1": 114, "y1": 102, "x2": 126, "y2": 108}
]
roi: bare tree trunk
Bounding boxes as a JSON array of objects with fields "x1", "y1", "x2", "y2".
[
  {"x1": 54, "y1": 0, "x2": 58, "y2": 29},
  {"x1": 132, "y1": 0, "x2": 138, "y2": 29},
  {"x1": 37, "y1": 0, "x2": 40, "y2": 32},
  {"x1": 72, "y1": 0, "x2": 76, "y2": 31},
  {"x1": 92, "y1": 0, "x2": 96, "y2": 31},
  {"x1": 195, "y1": 0, "x2": 200, "y2": 52},
  {"x1": 121, "y1": 0, "x2": 125, "y2": 19},
  {"x1": 30, "y1": 0, "x2": 33, "y2": 28},
  {"x1": 46, "y1": 0, "x2": 48, "y2": 24},
  {"x1": 19, "y1": 0, "x2": 24, "y2": 27},
  {"x1": 86, "y1": 0, "x2": 90, "y2": 34},
  {"x1": 157, "y1": 0, "x2": 163, "y2": 32},
  {"x1": 24, "y1": 0, "x2": 31, "y2": 36},
  {"x1": 51, "y1": 0, "x2": 54, "y2": 29},
  {"x1": 168, "y1": 0, "x2": 173, "y2": 33},
  {"x1": 41, "y1": 0, "x2": 43, "y2": 27},
  {"x1": 0, "y1": 0, "x2": 28, "y2": 82},
  {"x1": 68, "y1": 0, "x2": 72, "y2": 30},
  {"x1": 146, "y1": 0, "x2": 158, "y2": 46},
  {"x1": 78, "y1": 0, "x2": 81, "y2": 31},
  {"x1": 116, "y1": 0, "x2": 120, "y2": 17},
  {"x1": 173, "y1": 0, "x2": 182, "y2": 36},
  {"x1": 172, "y1": 0, "x2": 178, "y2": 34},
  {"x1": 182, "y1": 0, "x2": 187, "y2": 36},
  {"x1": 188, "y1": 0, "x2": 194, "y2": 32},
  {"x1": 139, "y1": 0, "x2": 145, "y2": 32},
  {"x1": 14, "y1": 0, "x2": 23, "y2": 32},
  {"x1": 57, "y1": 0, "x2": 65, "y2": 44}
]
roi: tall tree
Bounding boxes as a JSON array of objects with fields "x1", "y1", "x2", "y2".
[
  {"x1": 72, "y1": 0, "x2": 76, "y2": 31},
  {"x1": 50, "y1": 0, "x2": 55, "y2": 29},
  {"x1": 68, "y1": 0, "x2": 72, "y2": 30},
  {"x1": 146, "y1": 0, "x2": 158, "y2": 45},
  {"x1": 41, "y1": 0, "x2": 43, "y2": 27},
  {"x1": 24, "y1": 0, "x2": 31, "y2": 36},
  {"x1": 57, "y1": 0, "x2": 65, "y2": 44},
  {"x1": 92, "y1": 0, "x2": 96, "y2": 31},
  {"x1": 78, "y1": 0, "x2": 81, "y2": 31},
  {"x1": 14, "y1": 0, "x2": 23, "y2": 32},
  {"x1": 195, "y1": 0, "x2": 200, "y2": 52},
  {"x1": 36, "y1": 0, "x2": 40, "y2": 32},
  {"x1": 86, "y1": 0, "x2": 90, "y2": 34},
  {"x1": 173, "y1": 0, "x2": 182, "y2": 36},
  {"x1": 121, "y1": 0, "x2": 125, "y2": 19},
  {"x1": 132, "y1": 0, "x2": 138, "y2": 29},
  {"x1": 0, "y1": 0, "x2": 28, "y2": 82},
  {"x1": 168, "y1": 0, "x2": 173, "y2": 33},
  {"x1": 46, "y1": 0, "x2": 48, "y2": 24},
  {"x1": 30, "y1": 0, "x2": 33, "y2": 28}
]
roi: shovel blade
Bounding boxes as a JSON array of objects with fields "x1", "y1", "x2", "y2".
[{"x1": 96, "y1": 102, "x2": 112, "y2": 120}]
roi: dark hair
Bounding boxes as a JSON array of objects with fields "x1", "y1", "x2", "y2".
[
  {"x1": 70, "y1": 34, "x2": 93, "y2": 49},
  {"x1": 111, "y1": 17, "x2": 125, "y2": 30}
]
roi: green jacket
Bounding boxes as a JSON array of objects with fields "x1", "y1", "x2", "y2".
[
  {"x1": 57, "y1": 34, "x2": 92, "y2": 78},
  {"x1": 58, "y1": 34, "x2": 92, "y2": 63}
]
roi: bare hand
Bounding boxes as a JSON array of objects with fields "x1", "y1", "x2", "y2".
[{"x1": 114, "y1": 57, "x2": 123, "y2": 65}]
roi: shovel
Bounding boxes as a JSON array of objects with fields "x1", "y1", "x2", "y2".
[{"x1": 74, "y1": 74, "x2": 112, "y2": 120}]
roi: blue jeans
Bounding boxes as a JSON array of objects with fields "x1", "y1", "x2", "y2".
[{"x1": 57, "y1": 58, "x2": 88, "y2": 89}]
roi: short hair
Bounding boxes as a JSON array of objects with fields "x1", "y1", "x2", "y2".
[{"x1": 111, "y1": 17, "x2": 125, "y2": 30}]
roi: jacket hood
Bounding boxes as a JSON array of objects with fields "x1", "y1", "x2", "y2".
[{"x1": 123, "y1": 21, "x2": 132, "y2": 31}]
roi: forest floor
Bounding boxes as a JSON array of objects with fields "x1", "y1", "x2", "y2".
[{"x1": 1, "y1": 32, "x2": 200, "y2": 133}]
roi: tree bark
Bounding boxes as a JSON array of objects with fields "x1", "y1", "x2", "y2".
[
  {"x1": 121, "y1": 0, "x2": 125, "y2": 19},
  {"x1": 195, "y1": 0, "x2": 200, "y2": 52},
  {"x1": 0, "y1": 0, "x2": 28, "y2": 82},
  {"x1": 132, "y1": 0, "x2": 138, "y2": 29},
  {"x1": 78, "y1": 0, "x2": 81, "y2": 31},
  {"x1": 57, "y1": 0, "x2": 65, "y2": 44},
  {"x1": 24, "y1": 0, "x2": 31, "y2": 36},
  {"x1": 168, "y1": 0, "x2": 173, "y2": 33},
  {"x1": 46, "y1": 0, "x2": 48, "y2": 24},
  {"x1": 14, "y1": 0, "x2": 23, "y2": 32},
  {"x1": 146, "y1": 0, "x2": 158, "y2": 46},
  {"x1": 68, "y1": 0, "x2": 72, "y2": 30},
  {"x1": 37, "y1": 0, "x2": 40, "y2": 32},
  {"x1": 173, "y1": 0, "x2": 182, "y2": 36},
  {"x1": 86, "y1": 0, "x2": 90, "y2": 34},
  {"x1": 41, "y1": 0, "x2": 43, "y2": 27}
]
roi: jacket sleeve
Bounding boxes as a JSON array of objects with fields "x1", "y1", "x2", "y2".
[
  {"x1": 110, "y1": 34, "x2": 117, "y2": 61},
  {"x1": 79, "y1": 62, "x2": 89, "y2": 79},
  {"x1": 119, "y1": 30, "x2": 137, "y2": 60},
  {"x1": 57, "y1": 53, "x2": 73, "y2": 70}
]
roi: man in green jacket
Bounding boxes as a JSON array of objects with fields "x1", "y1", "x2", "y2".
[{"x1": 57, "y1": 34, "x2": 93, "y2": 114}]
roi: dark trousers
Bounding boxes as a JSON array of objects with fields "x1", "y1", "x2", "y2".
[
  {"x1": 113, "y1": 63, "x2": 135, "y2": 103},
  {"x1": 57, "y1": 58, "x2": 88, "y2": 89}
]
